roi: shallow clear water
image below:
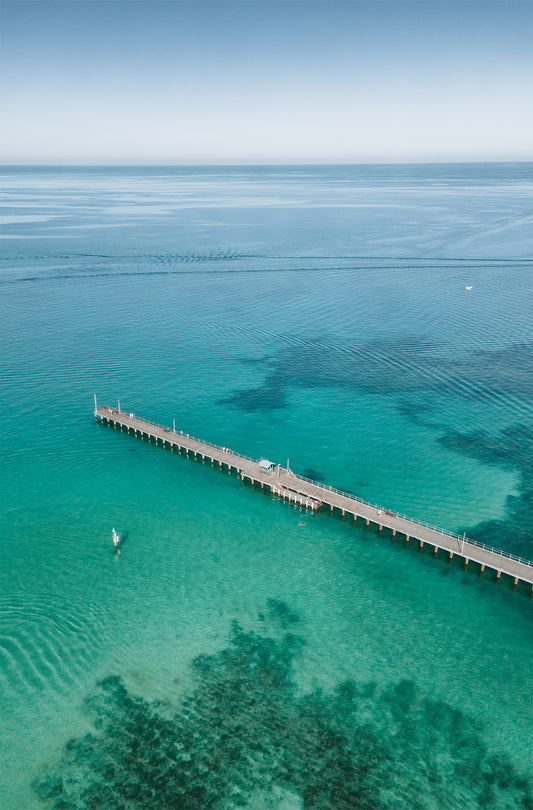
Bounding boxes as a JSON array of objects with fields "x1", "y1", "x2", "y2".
[{"x1": 1, "y1": 164, "x2": 532, "y2": 808}]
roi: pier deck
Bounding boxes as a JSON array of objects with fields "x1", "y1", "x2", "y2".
[{"x1": 95, "y1": 405, "x2": 533, "y2": 589}]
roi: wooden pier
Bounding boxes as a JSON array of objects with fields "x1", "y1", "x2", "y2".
[{"x1": 94, "y1": 403, "x2": 533, "y2": 590}]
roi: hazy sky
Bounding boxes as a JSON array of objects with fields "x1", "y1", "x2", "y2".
[{"x1": 1, "y1": 0, "x2": 532, "y2": 163}]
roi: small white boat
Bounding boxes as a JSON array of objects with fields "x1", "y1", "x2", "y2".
[
  {"x1": 465, "y1": 285, "x2": 473, "y2": 291},
  {"x1": 112, "y1": 528, "x2": 120, "y2": 553}
]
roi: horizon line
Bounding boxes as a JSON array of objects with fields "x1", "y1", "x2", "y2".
[{"x1": 2, "y1": 159, "x2": 533, "y2": 168}]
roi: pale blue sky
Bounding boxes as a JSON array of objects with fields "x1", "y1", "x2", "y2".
[{"x1": 1, "y1": 0, "x2": 532, "y2": 163}]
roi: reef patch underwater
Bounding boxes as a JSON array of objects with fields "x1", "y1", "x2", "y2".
[
  {"x1": 34, "y1": 602, "x2": 532, "y2": 810},
  {"x1": 440, "y1": 424, "x2": 533, "y2": 559}
]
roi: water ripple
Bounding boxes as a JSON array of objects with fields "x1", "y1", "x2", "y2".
[{"x1": 0, "y1": 595, "x2": 108, "y2": 697}]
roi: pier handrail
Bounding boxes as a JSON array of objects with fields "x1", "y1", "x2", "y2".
[
  {"x1": 460, "y1": 539, "x2": 533, "y2": 567},
  {"x1": 103, "y1": 409, "x2": 258, "y2": 463},
  {"x1": 98, "y1": 406, "x2": 533, "y2": 570}
]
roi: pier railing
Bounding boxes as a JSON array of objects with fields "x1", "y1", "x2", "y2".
[
  {"x1": 106, "y1": 409, "x2": 258, "y2": 463},
  {"x1": 462, "y1": 540, "x2": 533, "y2": 567},
  {"x1": 101, "y1": 407, "x2": 533, "y2": 570}
]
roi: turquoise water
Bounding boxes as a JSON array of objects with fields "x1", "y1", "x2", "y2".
[{"x1": 1, "y1": 164, "x2": 532, "y2": 808}]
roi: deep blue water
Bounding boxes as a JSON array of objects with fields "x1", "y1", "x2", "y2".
[{"x1": 1, "y1": 164, "x2": 532, "y2": 808}]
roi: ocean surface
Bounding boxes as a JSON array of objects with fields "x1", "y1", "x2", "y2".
[{"x1": 1, "y1": 164, "x2": 532, "y2": 809}]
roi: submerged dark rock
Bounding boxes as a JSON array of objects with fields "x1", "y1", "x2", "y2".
[
  {"x1": 222, "y1": 339, "x2": 533, "y2": 413},
  {"x1": 440, "y1": 424, "x2": 533, "y2": 558},
  {"x1": 34, "y1": 605, "x2": 532, "y2": 809}
]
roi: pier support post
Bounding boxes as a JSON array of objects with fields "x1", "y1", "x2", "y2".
[
  {"x1": 405, "y1": 535, "x2": 409, "y2": 545},
  {"x1": 392, "y1": 528, "x2": 396, "y2": 538},
  {"x1": 513, "y1": 577, "x2": 518, "y2": 590},
  {"x1": 448, "y1": 551, "x2": 453, "y2": 562},
  {"x1": 419, "y1": 540, "x2": 423, "y2": 551},
  {"x1": 433, "y1": 545, "x2": 438, "y2": 556},
  {"x1": 330, "y1": 504, "x2": 333, "y2": 513},
  {"x1": 353, "y1": 514, "x2": 357, "y2": 523},
  {"x1": 342, "y1": 509, "x2": 345, "y2": 518},
  {"x1": 480, "y1": 564, "x2": 485, "y2": 577},
  {"x1": 464, "y1": 558, "x2": 469, "y2": 570},
  {"x1": 366, "y1": 519, "x2": 370, "y2": 528},
  {"x1": 496, "y1": 570, "x2": 501, "y2": 583}
]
